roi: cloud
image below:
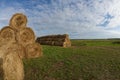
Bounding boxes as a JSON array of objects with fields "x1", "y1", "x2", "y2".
[
  {"x1": 0, "y1": 3, "x2": 26, "y2": 28},
  {"x1": 1, "y1": 0, "x2": 120, "y2": 39}
]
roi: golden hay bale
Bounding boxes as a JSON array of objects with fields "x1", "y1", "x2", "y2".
[
  {"x1": 6, "y1": 43, "x2": 25, "y2": 59},
  {"x1": 25, "y1": 43, "x2": 42, "y2": 58},
  {"x1": 0, "y1": 26, "x2": 16, "y2": 43},
  {"x1": 36, "y1": 34, "x2": 71, "y2": 47},
  {"x1": 9, "y1": 13, "x2": 27, "y2": 30},
  {"x1": 2, "y1": 43, "x2": 24, "y2": 80},
  {"x1": 17, "y1": 27, "x2": 35, "y2": 46},
  {"x1": 3, "y1": 51, "x2": 24, "y2": 80}
]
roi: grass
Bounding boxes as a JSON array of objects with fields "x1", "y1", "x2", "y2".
[{"x1": 24, "y1": 39, "x2": 120, "y2": 80}]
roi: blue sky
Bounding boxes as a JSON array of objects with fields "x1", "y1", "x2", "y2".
[{"x1": 1, "y1": 0, "x2": 120, "y2": 39}]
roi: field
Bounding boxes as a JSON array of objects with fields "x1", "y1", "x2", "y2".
[{"x1": 24, "y1": 39, "x2": 120, "y2": 80}]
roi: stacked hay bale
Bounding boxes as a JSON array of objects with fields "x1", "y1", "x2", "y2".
[
  {"x1": 36, "y1": 34, "x2": 71, "y2": 47},
  {"x1": 9, "y1": 13, "x2": 43, "y2": 58},
  {"x1": 0, "y1": 13, "x2": 43, "y2": 80}
]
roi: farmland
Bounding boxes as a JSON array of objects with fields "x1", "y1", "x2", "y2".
[{"x1": 24, "y1": 39, "x2": 120, "y2": 80}]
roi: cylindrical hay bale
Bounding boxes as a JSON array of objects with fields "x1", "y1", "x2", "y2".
[
  {"x1": 17, "y1": 27, "x2": 35, "y2": 47},
  {"x1": 9, "y1": 13, "x2": 27, "y2": 30},
  {"x1": 36, "y1": 34, "x2": 71, "y2": 47},
  {"x1": 3, "y1": 51, "x2": 24, "y2": 80},
  {"x1": 7, "y1": 43, "x2": 25, "y2": 59},
  {"x1": 25, "y1": 43, "x2": 42, "y2": 58},
  {"x1": 0, "y1": 26, "x2": 16, "y2": 43}
]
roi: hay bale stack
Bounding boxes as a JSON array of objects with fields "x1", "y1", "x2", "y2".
[
  {"x1": 0, "y1": 13, "x2": 43, "y2": 79},
  {"x1": 9, "y1": 13, "x2": 27, "y2": 31},
  {"x1": 8, "y1": 13, "x2": 42, "y2": 58},
  {"x1": 25, "y1": 43, "x2": 42, "y2": 58},
  {"x1": 36, "y1": 34, "x2": 71, "y2": 47}
]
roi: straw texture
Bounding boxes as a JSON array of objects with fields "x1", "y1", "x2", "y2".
[
  {"x1": 3, "y1": 51, "x2": 24, "y2": 80},
  {"x1": 17, "y1": 27, "x2": 35, "y2": 47},
  {"x1": 9, "y1": 13, "x2": 27, "y2": 30},
  {"x1": 0, "y1": 13, "x2": 43, "y2": 80},
  {"x1": 0, "y1": 26, "x2": 16, "y2": 43},
  {"x1": 25, "y1": 43, "x2": 42, "y2": 58},
  {"x1": 36, "y1": 34, "x2": 71, "y2": 47}
]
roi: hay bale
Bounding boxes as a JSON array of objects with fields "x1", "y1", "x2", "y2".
[
  {"x1": 17, "y1": 27, "x2": 35, "y2": 47},
  {"x1": 36, "y1": 34, "x2": 71, "y2": 47},
  {"x1": 7, "y1": 43, "x2": 25, "y2": 59},
  {"x1": 9, "y1": 13, "x2": 27, "y2": 30},
  {"x1": 0, "y1": 26, "x2": 16, "y2": 43},
  {"x1": 2, "y1": 43, "x2": 24, "y2": 80},
  {"x1": 25, "y1": 43, "x2": 42, "y2": 58},
  {"x1": 3, "y1": 51, "x2": 24, "y2": 80}
]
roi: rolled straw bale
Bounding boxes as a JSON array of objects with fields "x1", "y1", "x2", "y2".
[
  {"x1": 0, "y1": 26, "x2": 16, "y2": 43},
  {"x1": 7, "y1": 43, "x2": 25, "y2": 59},
  {"x1": 17, "y1": 27, "x2": 35, "y2": 46},
  {"x1": 25, "y1": 43, "x2": 42, "y2": 58},
  {"x1": 3, "y1": 51, "x2": 24, "y2": 80},
  {"x1": 2, "y1": 43, "x2": 24, "y2": 80},
  {"x1": 36, "y1": 34, "x2": 71, "y2": 47},
  {"x1": 9, "y1": 13, "x2": 27, "y2": 30}
]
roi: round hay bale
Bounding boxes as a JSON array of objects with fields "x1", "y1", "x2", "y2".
[
  {"x1": 0, "y1": 26, "x2": 16, "y2": 43},
  {"x1": 7, "y1": 43, "x2": 25, "y2": 59},
  {"x1": 9, "y1": 13, "x2": 27, "y2": 30},
  {"x1": 25, "y1": 43, "x2": 42, "y2": 58},
  {"x1": 3, "y1": 43, "x2": 24, "y2": 80},
  {"x1": 3, "y1": 52, "x2": 24, "y2": 80},
  {"x1": 17, "y1": 27, "x2": 35, "y2": 46}
]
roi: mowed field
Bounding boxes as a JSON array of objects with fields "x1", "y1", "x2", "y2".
[{"x1": 24, "y1": 39, "x2": 120, "y2": 80}]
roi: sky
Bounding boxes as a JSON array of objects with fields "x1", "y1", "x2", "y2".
[{"x1": 1, "y1": 0, "x2": 120, "y2": 39}]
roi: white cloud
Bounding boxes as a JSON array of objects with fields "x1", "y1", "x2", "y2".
[
  {"x1": 0, "y1": 5, "x2": 26, "y2": 28},
  {"x1": 1, "y1": 0, "x2": 120, "y2": 39}
]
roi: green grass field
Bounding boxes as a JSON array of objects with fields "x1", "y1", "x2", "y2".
[{"x1": 24, "y1": 40, "x2": 120, "y2": 80}]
